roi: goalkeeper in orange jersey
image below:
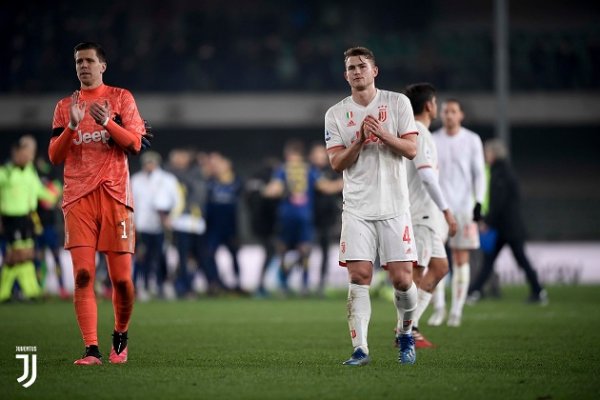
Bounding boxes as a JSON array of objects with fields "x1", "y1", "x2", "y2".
[{"x1": 50, "y1": 42, "x2": 151, "y2": 365}]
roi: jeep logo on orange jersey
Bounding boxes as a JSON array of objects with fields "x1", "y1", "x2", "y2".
[{"x1": 73, "y1": 130, "x2": 110, "y2": 145}]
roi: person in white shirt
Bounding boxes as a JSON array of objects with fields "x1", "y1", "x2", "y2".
[
  {"x1": 431, "y1": 99, "x2": 486, "y2": 327},
  {"x1": 131, "y1": 151, "x2": 180, "y2": 300},
  {"x1": 325, "y1": 46, "x2": 418, "y2": 366},
  {"x1": 404, "y1": 83, "x2": 458, "y2": 347}
]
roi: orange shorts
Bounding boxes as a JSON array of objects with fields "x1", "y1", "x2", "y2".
[{"x1": 64, "y1": 186, "x2": 135, "y2": 253}]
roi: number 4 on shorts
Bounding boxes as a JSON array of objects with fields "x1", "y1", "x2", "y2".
[{"x1": 402, "y1": 226, "x2": 411, "y2": 244}]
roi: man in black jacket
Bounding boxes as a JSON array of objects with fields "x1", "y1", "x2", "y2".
[
  {"x1": 468, "y1": 139, "x2": 547, "y2": 305},
  {"x1": 309, "y1": 143, "x2": 343, "y2": 296}
]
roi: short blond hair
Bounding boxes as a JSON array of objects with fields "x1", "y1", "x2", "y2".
[{"x1": 343, "y1": 47, "x2": 376, "y2": 66}]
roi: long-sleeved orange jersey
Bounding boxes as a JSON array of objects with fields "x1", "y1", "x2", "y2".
[{"x1": 50, "y1": 84, "x2": 144, "y2": 214}]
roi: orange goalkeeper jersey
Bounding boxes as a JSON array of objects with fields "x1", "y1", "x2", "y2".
[{"x1": 51, "y1": 84, "x2": 145, "y2": 214}]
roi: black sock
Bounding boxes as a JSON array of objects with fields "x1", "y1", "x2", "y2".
[
  {"x1": 86, "y1": 345, "x2": 102, "y2": 359},
  {"x1": 113, "y1": 330, "x2": 128, "y2": 355}
]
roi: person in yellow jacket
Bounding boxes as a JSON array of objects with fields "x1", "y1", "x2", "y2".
[{"x1": 0, "y1": 136, "x2": 57, "y2": 302}]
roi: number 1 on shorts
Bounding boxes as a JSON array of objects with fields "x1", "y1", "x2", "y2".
[{"x1": 120, "y1": 220, "x2": 128, "y2": 239}]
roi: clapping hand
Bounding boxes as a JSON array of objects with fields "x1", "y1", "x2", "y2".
[
  {"x1": 69, "y1": 91, "x2": 86, "y2": 128},
  {"x1": 89, "y1": 100, "x2": 111, "y2": 126},
  {"x1": 362, "y1": 115, "x2": 384, "y2": 139}
]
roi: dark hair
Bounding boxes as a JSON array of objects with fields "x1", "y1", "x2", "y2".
[
  {"x1": 74, "y1": 42, "x2": 107, "y2": 63},
  {"x1": 343, "y1": 46, "x2": 376, "y2": 66},
  {"x1": 443, "y1": 97, "x2": 463, "y2": 111},
  {"x1": 404, "y1": 83, "x2": 436, "y2": 115}
]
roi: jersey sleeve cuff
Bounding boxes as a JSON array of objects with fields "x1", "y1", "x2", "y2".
[{"x1": 326, "y1": 145, "x2": 346, "y2": 151}]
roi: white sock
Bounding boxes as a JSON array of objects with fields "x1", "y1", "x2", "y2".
[
  {"x1": 451, "y1": 263, "x2": 470, "y2": 317},
  {"x1": 432, "y1": 276, "x2": 446, "y2": 310},
  {"x1": 347, "y1": 283, "x2": 371, "y2": 354},
  {"x1": 413, "y1": 289, "x2": 433, "y2": 329},
  {"x1": 394, "y1": 282, "x2": 418, "y2": 334}
]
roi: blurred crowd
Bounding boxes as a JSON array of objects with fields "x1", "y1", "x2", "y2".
[
  {"x1": 0, "y1": 135, "x2": 344, "y2": 302},
  {"x1": 2, "y1": 1, "x2": 599, "y2": 93}
]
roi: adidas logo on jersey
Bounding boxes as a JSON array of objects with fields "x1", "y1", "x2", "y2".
[
  {"x1": 73, "y1": 130, "x2": 110, "y2": 145},
  {"x1": 347, "y1": 120, "x2": 356, "y2": 127}
]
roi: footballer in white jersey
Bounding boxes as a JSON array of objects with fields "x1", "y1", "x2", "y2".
[
  {"x1": 325, "y1": 46, "x2": 419, "y2": 367},
  {"x1": 429, "y1": 99, "x2": 486, "y2": 328},
  {"x1": 434, "y1": 125, "x2": 485, "y2": 249},
  {"x1": 408, "y1": 120, "x2": 446, "y2": 236},
  {"x1": 433, "y1": 126, "x2": 486, "y2": 216},
  {"x1": 404, "y1": 83, "x2": 458, "y2": 348},
  {"x1": 408, "y1": 121, "x2": 451, "y2": 260}
]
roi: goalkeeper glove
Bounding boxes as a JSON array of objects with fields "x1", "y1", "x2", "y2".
[
  {"x1": 473, "y1": 202, "x2": 482, "y2": 222},
  {"x1": 141, "y1": 119, "x2": 154, "y2": 151},
  {"x1": 105, "y1": 114, "x2": 121, "y2": 149},
  {"x1": 108, "y1": 114, "x2": 153, "y2": 153}
]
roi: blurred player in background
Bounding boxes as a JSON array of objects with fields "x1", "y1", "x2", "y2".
[
  {"x1": 264, "y1": 140, "x2": 338, "y2": 296},
  {"x1": 432, "y1": 99, "x2": 486, "y2": 327},
  {"x1": 131, "y1": 151, "x2": 179, "y2": 301},
  {"x1": 309, "y1": 143, "x2": 343, "y2": 297},
  {"x1": 0, "y1": 136, "x2": 57, "y2": 302},
  {"x1": 244, "y1": 157, "x2": 281, "y2": 297},
  {"x1": 49, "y1": 42, "x2": 146, "y2": 365},
  {"x1": 403, "y1": 83, "x2": 457, "y2": 348},
  {"x1": 325, "y1": 47, "x2": 418, "y2": 366},
  {"x1": 167, "y1": 148, "x2": 222, "y2": 297},
  {"x1": 468, "y1": 139, "x2": 547, "y2": 305},
  {"x1": 204, "y1": 152, "x2": 245, "y2": 294},
  {"x1": 34, "y1": 156, "x2": 67, "y2": 299}
]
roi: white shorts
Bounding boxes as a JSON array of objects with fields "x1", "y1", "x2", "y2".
[
  {"x1": 338, "y1": 211, "x2": 418, "y2": 267},
  {"x1": 414, "y1": 224, "x2": 447, "y2": 268},
  {"x1": 448, "y1": 212, "x2": 480, "y2": 250}
]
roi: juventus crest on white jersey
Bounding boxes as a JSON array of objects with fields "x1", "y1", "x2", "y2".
[{"x1": 324, "y1": 89, "x2": 417, "y2": 220}]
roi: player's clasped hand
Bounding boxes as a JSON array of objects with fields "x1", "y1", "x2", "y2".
[
  {"x1": 358, "y1": 120, "x2": 369, "y2": 142},
  {"x1": 69, "y1": 91, "x2": 86, "y2": 128},
  {"x1": 363, "y1": 115, "x2": 384, "y2": 139},
  {"x1": 89, "y1": 100, "x2": 111, "y2": 126}
]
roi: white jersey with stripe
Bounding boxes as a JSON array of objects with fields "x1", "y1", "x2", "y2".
[
  {"x1": 324, "y1": 89, "x2": 418, "y2": 220},
  {"x1": 433, "y1": 126, "x2": 486, "y2": 214},
  {"x1": 407, "y1": 120, "x2": 444, "y2": 232}
]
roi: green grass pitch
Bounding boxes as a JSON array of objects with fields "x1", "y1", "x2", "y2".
[{"x1": 1, "y1": 285, "x2": 599, "y2": 399}]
